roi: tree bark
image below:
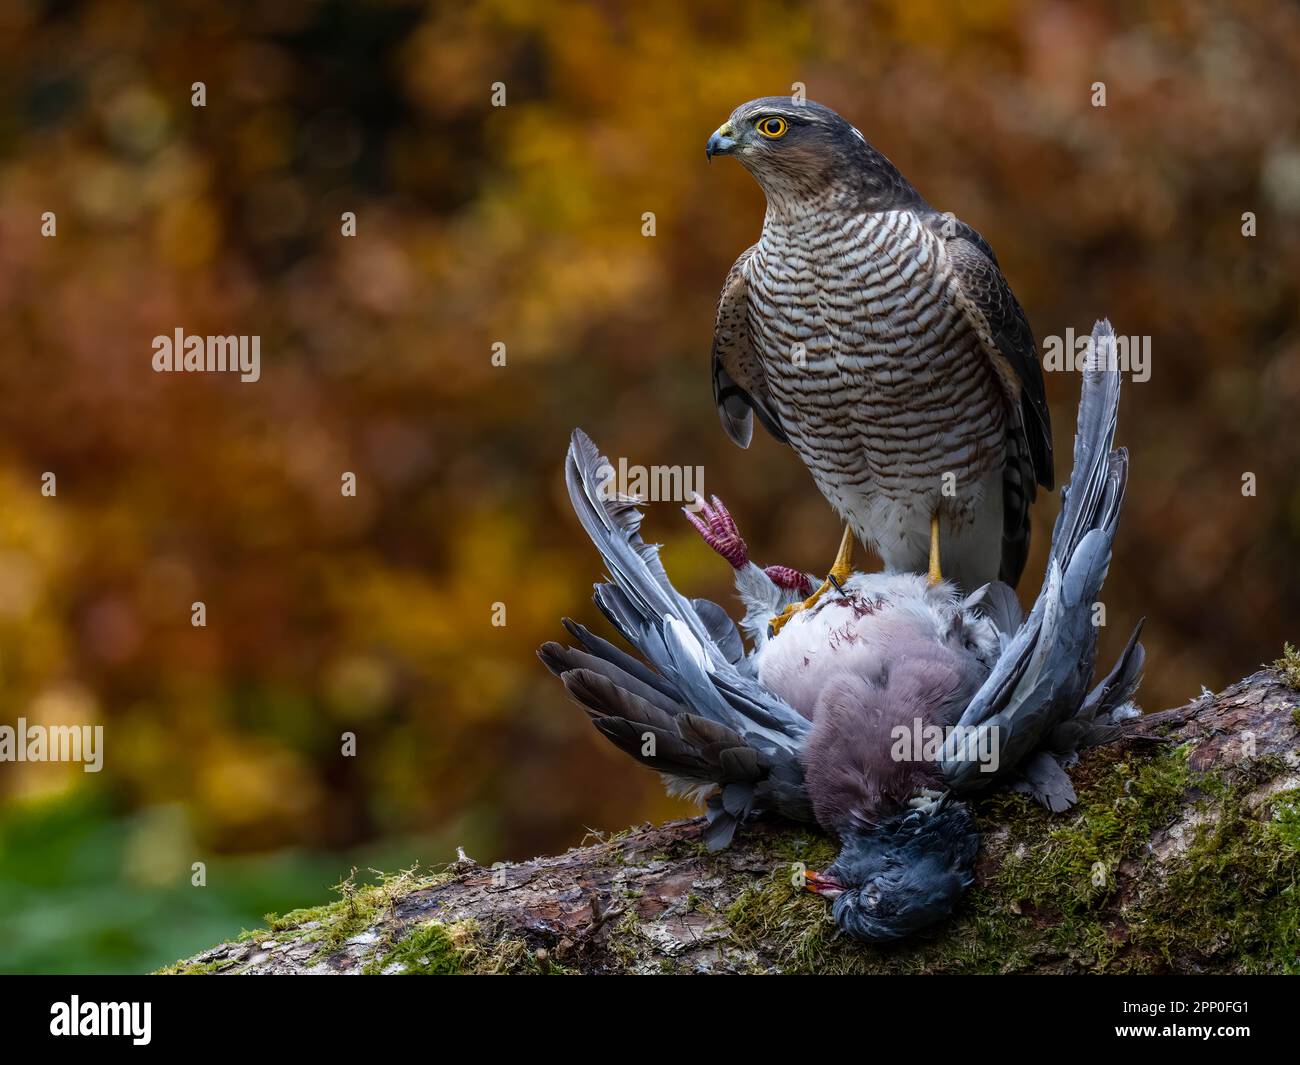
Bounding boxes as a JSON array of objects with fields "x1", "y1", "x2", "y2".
[{"x1": 167, "y1": 667, "x2": 1300, "y2": 975}]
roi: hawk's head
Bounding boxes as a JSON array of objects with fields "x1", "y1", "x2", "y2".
[{"x1": 707, "y1": 97, "x2": 917, "y2": 211}]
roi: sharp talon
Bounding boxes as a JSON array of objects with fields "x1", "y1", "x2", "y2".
[
  {"x1": 768, "y1": 526, "x2": 856, "y2": 636},
  {"x1": 828, "y1": 574, "x2": 847, "y2": 597},
  {"x1": 768, "y1": 600, "x2": 803, "y2": 637},
  {"x1": 770, "y1": 578, "x2": 829, "y2": 635}
]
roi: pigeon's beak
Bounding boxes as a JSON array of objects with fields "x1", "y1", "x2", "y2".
[
  {"x1": 706, "y1": 125, "x2": 737, "y2": 162},
  {"x1": 804, "y1": 870, "x2": 845, "y2": 898}
]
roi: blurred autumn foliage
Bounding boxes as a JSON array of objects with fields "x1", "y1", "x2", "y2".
[{"x1": 1, "y1": 0, "x2": 1298, "y2": 971}]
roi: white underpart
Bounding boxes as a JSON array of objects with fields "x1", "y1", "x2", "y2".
[
  {"x1": 751, "y1": 571, "x2": 1001, "y2": 715},
  {"x1": 853, "y1": 466, "x2": 1004, "y2": 583}
]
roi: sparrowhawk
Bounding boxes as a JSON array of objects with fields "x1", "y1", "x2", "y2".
[
  {"x1": 541, "y1": 324, "x2": 1142, "y2": 941},
  {"x1": 706, "y1": 97, "x2": 1054, "y2": 627}
]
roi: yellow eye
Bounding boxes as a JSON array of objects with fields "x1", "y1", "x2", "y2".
[{"x1": 756, "y1": 116, "x2": 788, "y2": 139}]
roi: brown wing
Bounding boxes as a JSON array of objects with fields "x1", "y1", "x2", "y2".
[
  {"x1": 926, "y1": 213, "x2": 1054, "y2": 585},
  {"x1": 712, "y1": 245, "x2": 786, "y2": 448}
]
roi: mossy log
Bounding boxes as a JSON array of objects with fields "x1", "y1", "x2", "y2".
[{"x1": 167, "y1": 665, "x2": 1300, "y2": 975}]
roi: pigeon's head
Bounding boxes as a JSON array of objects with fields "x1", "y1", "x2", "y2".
[
  {"x1": 804, "y1": 804, "x2": 980, "y2": 942},
  {"x1": 706, "y1": 97, "x2": 910, "y2": 210}
]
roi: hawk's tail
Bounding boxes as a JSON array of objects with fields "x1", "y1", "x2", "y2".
[{"x1": 998, "y1": 412, "x2": 1038, "y2": 587}]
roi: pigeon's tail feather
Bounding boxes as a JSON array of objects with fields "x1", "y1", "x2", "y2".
[
  {"x1": 540, "y1": 431, "x2": 814, "y2": 846},
  {"x1": 944, "y1": 321, "x2": 1144, "y2": 801}
]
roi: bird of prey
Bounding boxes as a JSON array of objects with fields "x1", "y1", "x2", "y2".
[
  {"x1": 540, "y1": 323, "x2": 1141, "y2": 942},
  {"x1": 706, "y1": 97, "x2": 1054, "y2": 628}
]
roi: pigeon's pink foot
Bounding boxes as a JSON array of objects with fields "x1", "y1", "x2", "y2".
[
  {"x1": 763, "y1": 565, "x2": 813, "y2": 596},
  {"x1": 683, "y1": 495, "x2": 749, "y2": 569},
  {"x1": 685, "y1": 497, "x2": 812, "y2": 595}
]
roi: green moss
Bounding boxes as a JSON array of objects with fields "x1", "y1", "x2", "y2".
[
  {"x1": 1268, "y1": 790, "x2": 1300, "y2": 855},
  {"x1": 382, "y1": 919, "x2": 472, "y2": 974},
  {"x1": 769, "y1": 830, "x2": 838, "y2": 870},
  {"x1": 727, "y1": 824, "x2": 964, "y2": 974},
  {"x1": 288, "y1": 870, "x2": 380, "y2": 953},
  {"x1": 154, "y1": 958, "x2": 238, "y2": 975},
  {"x1": 483, "y1": 936, "x2": 576, "y2": 974},
  {"x1": 607, "y1": 911, "x2": 649, "y2": 971},
  {"x1": 1123, "y1": 783, "x2": 1300, "y2": 973},
  {"x1": 249, "y1": 864, "x2": 450, "y2": 959},
  {"x1": 724, "y1": 828, "x2": 894, "y2": 974},
  {"x1": 974, "y1": 752, "x2": 1299, "y2": 973},
  {"x1": 358, "y1": 916, "x2": 577, "y2": 975},
  {"x1": 993, "y1": 745, "x2": 1192, "y2": 914},
  {"x1": 1275, "y1": 643, "x2": 1300, "y2": 690},
  {"x1": 726, "y1": 864, "x2": 841, "y2": 971}
]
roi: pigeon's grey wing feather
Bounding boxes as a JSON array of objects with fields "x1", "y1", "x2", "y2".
[
  {"x1": 1054, "y1": 618, "x2": 1147, "y2": 752},
  {"x1": 542, "y1": 430, "x2": 813, "y2": 846},
  {"x1": 962, "y1": 581, "x2": 1024, "y2": 638},
  {"x1": 559, "y1": 618, "x2": 678, "y2": 701},
  {"x1": 538, "y1": 642, "x2": 683, "y2": 718},
  {"x1": 564, "y1": 429, "x2": 809, "y2": 744},
  {"x1": 943, "y1": 321, "x2": 1144, "y2": 803},
  {"x1": 1008, "y1": 750, "x2": 1077, "y2": 813},
  {"x1": 540, "y1": 644, "x2": 808, "y2": 837},
  {"x1": 692, "y1": 597, "x2": 745, "y2": 665}
]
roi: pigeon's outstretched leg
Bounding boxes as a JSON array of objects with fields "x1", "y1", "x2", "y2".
[
  {"x1": 768, "y1": 524, "x2": 855, "y2": 636},
  {"x1": 684, "y1": 495, "x2": 812, "y2": 649},
  {"x1": 683, "y1": 496, "x2": 811, "y2": 593}
]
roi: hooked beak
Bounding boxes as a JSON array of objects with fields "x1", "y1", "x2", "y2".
[
  {"x1": 804, "y1": 869, "x2": 844, "y2": 898},
  {"x1": 706, "y1": 125, "x2": 737, "y2": 162}
]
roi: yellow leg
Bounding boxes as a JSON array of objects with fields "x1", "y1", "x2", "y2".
[
  {"x1": 927, "y1": 511, "x2": 943, "y2": 586},
  {"x1": 769, "y1": 525, "x2": 855, "y2": 636},
  {"x1": 827, "y1": 522, "x2": 854, "y2": 585}
]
